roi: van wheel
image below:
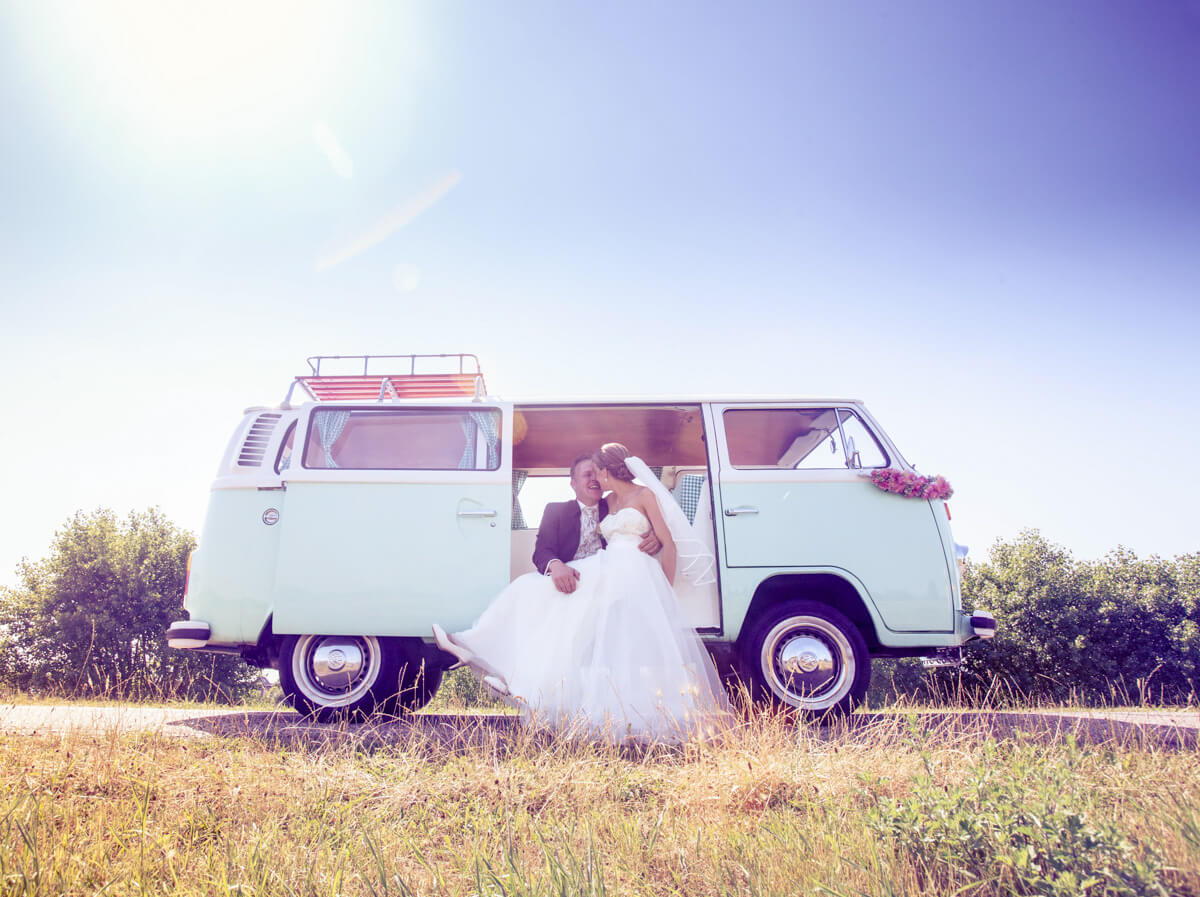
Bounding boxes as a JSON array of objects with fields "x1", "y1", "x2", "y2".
[
  {"x1": 741, "y1": 601, "x2": 869, "y2": 717},
  {"x1": 373, "y1": 640, "x2": 444, "y2": 715},
  {"x1": 279, "y1": 634, "x2": 391, "y2": 721}
]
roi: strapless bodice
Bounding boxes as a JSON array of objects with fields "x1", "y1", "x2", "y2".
[{"x1": 600, "y1": 507, "x2": 650, "y2": 544}]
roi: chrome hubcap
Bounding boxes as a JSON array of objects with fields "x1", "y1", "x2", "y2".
[
  {"x1": 292, "y1": 634, "x2": 381, "y2": 706},
  {"x1": 760, "y1": 615, "x2": 854, "y2": 709},
  {"x1": 312, "y1": 642, "x2": 364, "y2": 689},
  {"x1": 778, "y1": 634, "x2": 836, "y2": 691}
]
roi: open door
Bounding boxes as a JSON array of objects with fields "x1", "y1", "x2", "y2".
[
  {"x1": 711, "y1": 403, "x2": 953, "y2": 633},
  {"x1": 273, "y1": 402, "x2": 514, "y2": 635}
]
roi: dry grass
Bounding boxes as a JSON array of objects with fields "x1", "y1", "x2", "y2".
[{"x1": 0, "y1": 703, "x2": 1195, "y2": 896}]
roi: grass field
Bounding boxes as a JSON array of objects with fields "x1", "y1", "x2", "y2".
[{"x1": 0, "y1": 692, "x2": 1195, "y2": 897}]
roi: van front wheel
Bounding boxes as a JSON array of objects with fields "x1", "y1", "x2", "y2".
[
  {"x1": 741, "y1": 601, "x2": 869, "y2": 717},
  {"x1": 280, "y1": 634, "x2": 390, "y2": 721}
]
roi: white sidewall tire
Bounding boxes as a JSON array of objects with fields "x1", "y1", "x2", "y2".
[
  {"x1": 280, "y1": 634, "x2": 385, "y2": 719},
  {"x1": 743, "y1": 600, "x2": 870, "y2": 717}
]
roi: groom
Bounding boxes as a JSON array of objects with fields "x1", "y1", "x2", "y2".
[{"x1": 534, "y1": 453, "x2": 660, "y2": 594}]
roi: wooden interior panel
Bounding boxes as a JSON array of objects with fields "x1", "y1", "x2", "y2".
[
  {"x1": 513, "y1": 405, "x2": 706, "y2": 469},
  {"x1": 722, "y1": 408, "x2": 838, "y2": 467}
]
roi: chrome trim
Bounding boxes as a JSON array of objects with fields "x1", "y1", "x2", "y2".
[
  {"x1": 457, "y1": 509, "x2": 498, "y2": 518},
  {"x1": 724, "y1": 506, "x2": 759, "y2": 516}
]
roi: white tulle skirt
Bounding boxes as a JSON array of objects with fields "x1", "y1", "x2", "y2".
[{"x1": 454, "y1": 541, "x2": 733, "y2": 743}]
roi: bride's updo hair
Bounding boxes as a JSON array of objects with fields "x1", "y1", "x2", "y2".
[{"x1": 593, "y1": 443, "x2": 636, "y2": 482}]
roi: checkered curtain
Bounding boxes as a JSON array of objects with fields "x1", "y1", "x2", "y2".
[
  {"x1": 511, "y1": 470, "x2": 527, "y2": 529},
  {"x1": 458, "y1": 410, "x2": 501, "y2": 470},
  {"x1": 672, "y1": 474, "x2": 706, "y2": 524},
  {"x1": 315, "y1": 410, "x2": 351, "y2": 468}
]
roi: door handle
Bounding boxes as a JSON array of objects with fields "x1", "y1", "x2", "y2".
[
  {"x1": 457, "y1": 509, "x2": 498, "y2": 518},
  {"x1": 724, "y1": 506, "x2": 759, "y2": 516}
]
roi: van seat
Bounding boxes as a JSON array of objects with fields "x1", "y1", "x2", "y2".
[
  {"x1": 674, "y1": 476, "x2": 721, "y2": 629},
  {"x1": 510, "y1": 529, "x2": 539, "y2": 579}
]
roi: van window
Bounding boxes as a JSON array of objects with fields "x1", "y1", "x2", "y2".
[
  {"x1": 723, "y1": 408, "x2": 887, "y2": 470},
  {"x1": 302, "y1": 408, "x2": 502, "y2": 470},
  {"x1": 274, "y1": 421, "x2": 297, "y2": 473}
]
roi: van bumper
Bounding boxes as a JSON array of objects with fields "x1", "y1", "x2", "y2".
[
  {"x1": 167, "y1": 620, "x2": 212, "y2": 650},
  {"x1": 969, "y1": 610, "x2": 997, "y2": 639},
  {"x1": 952, "y1": 608, "x2": 998, "y2": 643}
]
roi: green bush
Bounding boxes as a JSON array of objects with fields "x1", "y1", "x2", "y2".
[
  {"x1": 938, "y1": 531, "x2": 1199, "y2": 706},
  {"x1": 428, "y1": 667, "x2": 508, "y2": 712},
  {"x1": 0, "y1": 508, "x2": 256, "y2": 701}
]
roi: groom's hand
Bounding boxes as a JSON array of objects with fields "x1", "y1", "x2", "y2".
[
  {"x1": 548, "y1": 560, "x2": 581, "y2": 594},
  {"x1": 638, "y1": 528, "x2": 662, "y2": 556}
]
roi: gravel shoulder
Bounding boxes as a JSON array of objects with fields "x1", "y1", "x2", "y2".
[{"x1": 0, "y1": 703, "x2": 1194, "y2": 750}]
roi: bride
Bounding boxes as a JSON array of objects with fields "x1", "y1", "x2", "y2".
[{"x1": 433, "y1": 443, "x2": 733, "y2": 743}]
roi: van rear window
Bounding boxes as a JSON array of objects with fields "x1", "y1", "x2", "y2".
[{"x1": 302, "y1": 408, "x2": 502, "y2": 470}]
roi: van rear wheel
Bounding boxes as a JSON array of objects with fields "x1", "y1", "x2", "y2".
[
  {"x1": 280, "y1": 634, "x2": 391, "y2": 721},
  {"x1": 741, "y1": 601, "x2": 869, "y2": 717}
]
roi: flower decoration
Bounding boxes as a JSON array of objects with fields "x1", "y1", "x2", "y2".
[{"x1": 869, "y1": 468, "x2": 954, "y2": 501}]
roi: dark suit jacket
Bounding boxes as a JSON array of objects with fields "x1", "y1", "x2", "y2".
[{"x1": 532, "y1": 498, "x2": 609, "y2": 574}]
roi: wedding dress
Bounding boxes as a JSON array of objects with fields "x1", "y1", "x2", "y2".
[{"x1": 451, "y1": 477, "x2": 732, "y2": 743}]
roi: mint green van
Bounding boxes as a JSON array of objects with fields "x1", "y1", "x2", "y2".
[{"x1": 167, "y1": 355, "x2": 995, "y2": 718}]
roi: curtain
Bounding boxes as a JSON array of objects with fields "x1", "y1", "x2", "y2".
[
  {"x1": 458, "y1": 410, "x2": 501, "y2": 470},
  {"x1": 511, "y1": 470, "x2": 527, "y2": 529},
  {"x1": 458, "y1": 415, "x2": 478, "y2": 469},
  {"x1": 315, "y1": 410, "x2": 351, "y2": 468}
]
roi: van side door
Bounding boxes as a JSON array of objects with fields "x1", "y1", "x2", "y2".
[
  {"x1": 273, "y1": 403, "x2": 513, "y2": 636},
  {"x1": 711, "y1": 403, "x2": 953, "y2": 633}
]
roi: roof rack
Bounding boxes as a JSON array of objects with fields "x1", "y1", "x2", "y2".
[{"x1": 283, "y1": 354, "x2": 486, "y2": 405}]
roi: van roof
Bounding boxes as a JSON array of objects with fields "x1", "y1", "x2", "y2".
[
  {"x1": 264, "y1": 395, "x2": 866, "y2": 412},
  {"x1": 282, "y1": 356, "x2": 864, "y2": 407},
  {"x1": 500, "y1": 395, "x2": 866, "y2": 405}
]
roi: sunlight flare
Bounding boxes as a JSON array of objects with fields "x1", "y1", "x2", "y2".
[{"x1": 315, "y1": 171, "x2": 463, "y2": 271}]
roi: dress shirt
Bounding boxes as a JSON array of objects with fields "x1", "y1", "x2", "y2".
[{"x1": 574, "y1": 501, "x2": 603, "y2": 560}]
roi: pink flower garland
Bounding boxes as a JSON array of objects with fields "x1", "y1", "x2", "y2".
[{"x1": 869, "y1": 468, "x2": 954, "y2": 501}]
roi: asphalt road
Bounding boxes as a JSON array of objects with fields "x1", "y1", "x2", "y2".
[{"x1": 0, "y1": 703, "x2": 1195, "y2": 751}]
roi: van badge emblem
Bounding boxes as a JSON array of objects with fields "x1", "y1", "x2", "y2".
[{"x1": 262, "y1": 508, "x2": 280, "y2": 525}]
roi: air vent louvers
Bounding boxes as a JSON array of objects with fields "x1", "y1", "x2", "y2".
[{"x1": 236, "y1": 413, "x2": 283, "y2": 467}]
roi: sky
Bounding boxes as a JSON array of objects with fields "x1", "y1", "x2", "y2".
[{"x1": 1, "y1": 0, "x2": 1198, "y2": 588}]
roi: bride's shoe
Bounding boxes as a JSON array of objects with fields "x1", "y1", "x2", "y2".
[
  {"x1": 482, "y1": 674, "x2": 510, "y2": 697},
  {"x1": 431, "y1": 623, "x2": 474, "y2": 669}
]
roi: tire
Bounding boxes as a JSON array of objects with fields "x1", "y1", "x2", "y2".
[
  {"x1": 740, "y1": 600, "x2": 870, "y2": 717},
  {"x1": 372, "y1": 639, "x2": 444, "y2": 715},
  {"x1": 279, "y1": 634, "x2": 393, "y2": 721}
]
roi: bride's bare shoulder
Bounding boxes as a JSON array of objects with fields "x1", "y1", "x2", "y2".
[{"x1": 634, "y1": 485, "x2": 659, "y2": 508}]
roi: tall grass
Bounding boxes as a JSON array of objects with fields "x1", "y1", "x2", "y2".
[{"x1": 0, "y1": 698, "x2": 1194, "y2": 896}]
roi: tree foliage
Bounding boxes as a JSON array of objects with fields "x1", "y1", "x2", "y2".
[
  {"x1": 917, "y1": 530, "x2": 1199, "y2": 706},
  {"x1": 0, "y1": 508, "x2": 256, "y2": 700}
]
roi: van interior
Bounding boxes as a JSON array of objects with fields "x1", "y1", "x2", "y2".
[{"x1": 509, "y1": 404, "x2": 720, "y2": 630}]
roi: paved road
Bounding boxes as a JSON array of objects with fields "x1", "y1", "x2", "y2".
[{"x1": 0, "y1": 703, "x2": 1195, "y2": 750}]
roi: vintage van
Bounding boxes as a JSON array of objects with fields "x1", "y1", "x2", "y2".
[{"x1": 168, "y1": 354, "x2": 995, "y2": 718}]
